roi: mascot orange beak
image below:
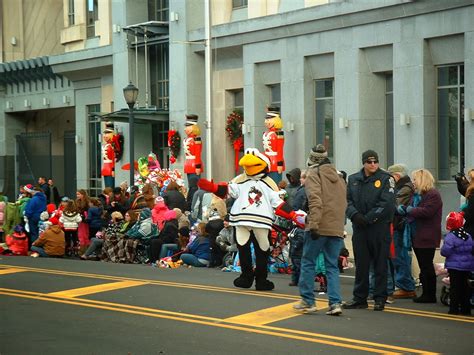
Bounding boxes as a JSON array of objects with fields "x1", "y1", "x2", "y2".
[{"x1": 239, "y1": 149, "x2": 269, "y2": 176}]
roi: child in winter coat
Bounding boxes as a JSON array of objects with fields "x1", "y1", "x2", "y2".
[
  {"x1": 31, "y1": 224, "x2": 65, "y2": 257},
  {"x1": 86, "y1": 198, "x2": 103, "y2": 239},
  {"x1": 441, "y1": 212, "x2": 474, "y2": 315},
  {"x1": 5, "y1": 225, "x2": 29, "y2": 256},
  {"x1": 38, "y1": 211, "x2": 51, "y2": 236},
  {"x1": 150, "y1": 209, "x2": 179, "y2": 263},
  {"x1": 288, "y1": 228, "x2": 304, "y2": 286},
  {"x1": 60, "y1": 200, "x2": 82, "y2": 256}
]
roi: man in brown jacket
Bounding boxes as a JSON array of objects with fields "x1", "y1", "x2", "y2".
[
  {"x1": 293, "y1": 144, "x2": 347, "y2": 315},
  {"x1": 30, "y1": 224, "x2": 65, "y2": 257}
]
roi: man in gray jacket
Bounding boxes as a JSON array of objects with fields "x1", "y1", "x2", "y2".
[{"x1": 293, "y1": 144, "x2": 347, "y2": 315}]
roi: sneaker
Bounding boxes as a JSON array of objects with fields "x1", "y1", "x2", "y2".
[
  {"x1": 393, "y1": 289, "x2": 417, "y2": 299},
  {"x1": 293, "y1": 300, "x2": 317, "y2": 314},
  {"x1": 30, "y1": 252, "x2": 40, "y2": 258},
  {"x1": 326, "y1": 303, "x2": 342, "y2": 316},
  {"x1": 374, "y1": 302, "x2": 385, "y2": 311},
  {"x1": 385, "y1": 296, "x2": 395, "y2": 304}
]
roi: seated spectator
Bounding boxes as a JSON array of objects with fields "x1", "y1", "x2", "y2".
[
  {"x1": 120, "y1": 210, "x2": 137, "y2": 234},
  {"x1": 150, "y1": 209, "x2": 179, "y2": 263},
  {"x1": 38, "y1": 211, "x2": 51, "y2": 236},
  {"x1": 142, "y1": 183, "x2": 156, "y2": 209},
  {"x1": 180, "y1": 223, "x2": 210, "y2": 267},
  {"x1": 30, "y1": 224, "x2": 65, "y2": 258},
  {"x1": 152, "y1": 196, "x2": 169, "y2": 231},
  {"x1": 5, "y1": 225, "x2": 28, "y2": 256},
  {"x1": 81, "y1": 211, "x2": 124, "y2": 260},
  {"x1": 177, "y1": 226, "x2": 190, "y2": 252},
  {"x1": 174, "y1": 208, "x2": 190, "y2": 230},
  {"x1": 163, "y1": 181, "x2": 186, "y2": 212},
  {"x1": 206, "y1": 210, "x2": 225, "y2": 267},
  {"x1": 216, "y1": 215, "x2": 237, "y2": 254},
  {"x1": 126, "y1": 208, "x2": 158, "y2": 241},
  {"x1": 105, "y1": 187, "x2": 129, "y2": 216}
]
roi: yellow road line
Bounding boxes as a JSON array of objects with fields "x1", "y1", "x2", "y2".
[
  {"x1": 48, "y1": 280, "x2": 148, "y2": 298},
  {"x1": 225, "y1": 300, "x2": 329, "y2": 325},
  {"x1": 0, "y1": 288, "x2": 436, "y2": 354},
  {"x1": 1, "y1": 264, "x2": 472, "y2": 323},
  {"x1": 0, "y1": 268, "x2": 28, "y2": 275}
]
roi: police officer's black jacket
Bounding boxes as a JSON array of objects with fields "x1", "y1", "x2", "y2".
[{"x1": 346, "y1": 168, "x2": 395, "y2": 225}]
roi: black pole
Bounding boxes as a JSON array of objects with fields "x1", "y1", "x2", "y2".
[{"x1": 128, "y1": 105, "x2": 134, "y2": 187}]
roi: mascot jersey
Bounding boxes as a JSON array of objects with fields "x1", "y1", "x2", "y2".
[{"x1": 228, "y1": 173, "x2": 283, "y2": 230}]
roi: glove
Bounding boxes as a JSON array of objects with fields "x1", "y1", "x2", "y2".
[
  {"x1": 397, "y1": 205, "x2": 407, "y2": 216},
  {"x1": 406, "y1": 206, "x2": 413, "y2": 214},
  {"x1": 310, "y1": 229, "x2": 321, "y2": 240},
  {"x1": 293, "y1": 211, "x2": 306, "y2": 229},
  {"x1": 351, "y1": 213, "x2": 368, "y2": 227},
  {"x1": 198, "y1": 178, "x2": 218, "y2": 193}
]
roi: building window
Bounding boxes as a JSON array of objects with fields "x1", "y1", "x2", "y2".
[
  {"x1": 385, "y1": 73, "x2": 394, "y2": 167},
  {"x1": 68, "y1": 0, "x2": 75, "y2": 26},
  {"x1": 233, "y1": 89, "x2": 244, "y2": 110},
  {"x1": 152, "y1": 121, "x2": 170, "y2": 169},
  {"x1": 86, "y1": 0, "x2": 98, "y2": 38},
  {"x1": 314, "y1": 79, "x2": 334, "y2": 160},
  {"x1": 87, "y1": 104, "x2": 101, "y2": 197},
  {"x1": 150, "y1": 43, "x2": 169, "y2": 110},
  {"x1": 148, "y1": 0, "x2": 169, "y2": 21},
  {"x1": 268, "y1": 84, "x2": 280, "y2": 109},
  {"x1": 232, "y1": 0, "x2": 248, "y2": 9},
  {"x1": 437, "y1": 64, "x2": 464, "y2": 181}
]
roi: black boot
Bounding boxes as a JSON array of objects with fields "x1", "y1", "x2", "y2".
[
  {"x1": 233, "y1": 241, "x2": 254, "y2": 289},
  {"x1": 254, "y1": 243, "x2": 274, "y2": 291},
  {"x1": 414, "y1": 273, "x2": 436, "y2": 303}
]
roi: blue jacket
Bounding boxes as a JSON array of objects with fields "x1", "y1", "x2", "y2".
[
  {"x1": 441, "y1": 229, "x2": 474, "y2": 272},
  {"x1": 188, "y1": 237, "x2": 210, "y2": 261},
  {"x1": 292, "y1": 185, "x2": 307, "y2": 212},
  {"x1": 86, "y1": 207, "x2": 103, "y2": 229},
  {"x1": 24, "y1": 193, "x2": 47, "y2": 220}
]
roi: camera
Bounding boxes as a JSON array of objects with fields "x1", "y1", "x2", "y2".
[{"x1": 452, "y1": 172, "x2": 465, "y2": 181}]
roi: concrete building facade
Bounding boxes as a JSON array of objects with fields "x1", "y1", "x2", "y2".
[{"x1": 0, "y1": 0, "x2": 472, "y2": 220}]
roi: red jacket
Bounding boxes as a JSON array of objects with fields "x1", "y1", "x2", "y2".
[
  {"x1": 183, "y1": 135, "x2": 203, "y2": 174},
  {"x1": 262, "y1": 129, "x2": 285, "y2": 172},
  {"x1": 6, "y1": 232, "x2": 29, "y2": 256}
]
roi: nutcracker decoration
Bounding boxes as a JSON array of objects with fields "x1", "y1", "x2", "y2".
[
  {"x1": 101, "y1": 122, "x2": 116, "y2": 188},
  {"x1": 183, "y1": 114, "x2": 203, "y2": 184},
  {"x1": 262, "y1": 106, "x2": 285, "y2": 184}
]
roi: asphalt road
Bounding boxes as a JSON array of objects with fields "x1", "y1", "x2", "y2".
[{"x1": 0, "y1": 256, "x2": 472, "y2": 355}]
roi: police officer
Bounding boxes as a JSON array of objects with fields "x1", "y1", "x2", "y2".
[{"x1": 343, "y1": 150, "x2": 396, "y2": 311}]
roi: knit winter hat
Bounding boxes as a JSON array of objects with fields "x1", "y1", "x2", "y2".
[
  {"x1": 24, "y1": 184, "x2": 36, "y2": 195},
  {"x1": 163, "y1": 209, "x2": 177, "y2": 221},
  {"x1": 387, "y1": 164, "x2": 408, "y2": 177},
  {"x1": 14, "y1": 224, "x2": 24, "y2": 233},
  {"x1": 40, "y1": 211, "x2": 50, "y2": 221},
  {"x1": 362, "y1": 150, "x2": 379, "y2": 163},
  {"x1": 306, "y1": 144, "x2": 328, "y2": 167}
]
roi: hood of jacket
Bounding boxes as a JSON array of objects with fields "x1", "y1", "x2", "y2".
[
  {"x1": 49, "y1": 225, "x2": 63, "y2": 234},
  {"x1": 140, "y1": 208, "x2": 152, "y2": 220},
  {"x1": 286, "y1": 168, "x2": 301, "y2": 185}
]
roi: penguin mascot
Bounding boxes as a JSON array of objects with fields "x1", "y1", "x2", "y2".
[{"x1": 198, "y1": 148, "x2": 304, "y2": 291}]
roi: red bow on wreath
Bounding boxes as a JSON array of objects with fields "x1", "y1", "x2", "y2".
[{"x1": 168, "y1": 130, "x2": 181, "y2": 164}]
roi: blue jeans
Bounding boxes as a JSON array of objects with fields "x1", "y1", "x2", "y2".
[
  {"x1": 180, "y1": 253, "x2": 209, "y2": 267},
  {"x1": 299, "y1": 232, "x2": 343, "y2": 306},
  {"x1": 393, "y1": 230, "x2": 415, "y2": 291},
  {"x1": 267, "y1": 171, "x2": 282, "y2": 184},
  {"x1": 83, "y1": 238, "x2": 104, "y2": 257},
  {"x1": 369, "y1": 259, "x2": 394, "y2": 296},
  {"x1": 159, "y1": 243, "x2": 179, "y2": 259},
  {"x1": 30, "y1": 246, "x2": 49, "y2": 257}
]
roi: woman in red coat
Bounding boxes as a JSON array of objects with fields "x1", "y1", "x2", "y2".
[{"x1": 398, "y1": 169, "x2": 442, "y2": 303}]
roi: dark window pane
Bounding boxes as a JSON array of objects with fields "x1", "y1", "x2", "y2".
[
  {"x1": 460, "y1": 64, "x2": 464, "y2": 85},
  {"x1": 438, "y1": 66, "x2": 458, "y2": 86},
  {"x1": 270, "y1": 84, "x2": 280, "y2": 105},
  {"x1": 315, "y1": 99, "x2": 334, "y2": 159},
  {"x1": 315, "y1": 80, "x2": 333, "y2": 98},
  {"x1": 234, "y1": 89, "x2": 244, "y2": 108},
  {"x1": 438, "y1": 87, "x2": 459, "y2": 180}
]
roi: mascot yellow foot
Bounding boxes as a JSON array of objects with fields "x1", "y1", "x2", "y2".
[{"x1": 199, "y1": 148, "x2": 303, "y2": 291}]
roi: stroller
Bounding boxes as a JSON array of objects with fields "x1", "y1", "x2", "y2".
[{"x1": 435, "y1": 263, "x2": 474, "y2": 307}]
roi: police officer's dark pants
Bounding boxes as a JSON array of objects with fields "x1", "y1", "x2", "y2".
[{"x1": 352, "y1": 223, "x2": 390, "y2": 303}]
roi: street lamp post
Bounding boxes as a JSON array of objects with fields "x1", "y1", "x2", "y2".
[{"x1": 123, "y1": 82, "x2": 139, "y2": 187}]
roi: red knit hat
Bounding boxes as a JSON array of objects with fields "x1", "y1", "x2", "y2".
[
  {"x1": 446, "y1": 211, "x2": 464, "y2": 231},
  {"x1": 47, "y1": 203, "x2": 56, "y2": 215}
]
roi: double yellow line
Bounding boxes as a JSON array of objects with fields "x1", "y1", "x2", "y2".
[{"x1": 0, "y1": 287, "x2": 435, "y2": 354}]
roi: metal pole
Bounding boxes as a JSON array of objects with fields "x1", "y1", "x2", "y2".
[
  {"x1": 129, "y1": 106, "x2": 135, "y2": 186},
  {"x1": 204, "y1": 0, "x2": 212, "y2": 179}
]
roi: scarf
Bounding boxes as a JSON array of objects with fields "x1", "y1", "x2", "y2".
[
  {"x1": 402, "y1": 193, "x2": 421, "y2": 249},
  {"x1": 452, "y1": 227, "x2": 470, "y2": 241}
]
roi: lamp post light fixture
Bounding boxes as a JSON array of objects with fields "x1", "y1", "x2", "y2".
[{"x1": 123, "y1": 82, "x2": 139, "y2": 186}]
